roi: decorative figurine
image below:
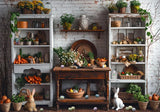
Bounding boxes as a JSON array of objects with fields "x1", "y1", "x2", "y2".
[
  {"x1": 112, "y1": 88, "x2": 125, "y2": 111},
  {"x1": 79, "y1": 15, "x2": 89, "y2": 30}
]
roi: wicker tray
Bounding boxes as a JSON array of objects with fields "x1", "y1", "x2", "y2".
[
  {"x1": 111, "y1": 21, "x2": 121, "y2": 27},
  {"x1": 119, "y1": 73, "x2": 142, "y2": 79},
  {"x1": 66, "y1": 89, "x2": 85, "y2": 99}
]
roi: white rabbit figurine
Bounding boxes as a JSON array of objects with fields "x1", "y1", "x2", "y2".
[
  {"x1": 112, "y1": 87, "x2": 125, "y2": 111},
  {"x1": 24, "y1": 88, "x2": 37, "y2": 112}
]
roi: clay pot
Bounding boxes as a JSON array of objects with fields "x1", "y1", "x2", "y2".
[
  {"x1": 12, "y1": 102, "x2": 22, "y2": 111},
  {"x1": 149, "y1": 100, "x2": 160, "y2": 110},
  {"x1": 119, "y1": 7, "x2": 126, "y2": 13},
  {"x1": 0, "y1": 103, "x2": 11, "y2": 112},
  {"x1": 35, "y1": 9, "x2": 42, "y2": 14},
  {"x1": 138, "y1": 101, "x2": 148, "y2": 110},
  {"x1": 17, "y1": 21, "x2": 28, "y2": 28},
  {"x1": 63, "y1": 23, "x2": 72, "y2": 30},
  {"x1": 90, "y1": 59, "x2": 95, "y2": 65},
  {"x1": 131, "y1": 6, "x2": 140, "y2": 13},
  {"x1": 22, "y1": 8, "x2": 32, "y2": 14}
]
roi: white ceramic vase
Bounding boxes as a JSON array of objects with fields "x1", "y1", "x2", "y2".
[{"x1": 79, "y1": 15, "x2": 89, "y2": 30}]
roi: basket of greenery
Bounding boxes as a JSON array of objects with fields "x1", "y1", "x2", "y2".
[
  {"x1": 108, "y1": 3, "x2": 118, "y2": 13},
  {"x1": 11, "y1": 94, "x2": 25, "y2": 111},
  {"x1": 116, "y1": 0, "x2": 127, "y2": 13},
  {"x1": 60, "y1": 14, "x2": 75, "y2": 30},
  {"x1": 130, "y1": 0, "x2": 141, "y2": 13},
  {"x1": 135, "y1": 94, "x2": 149, "y2": 110}
]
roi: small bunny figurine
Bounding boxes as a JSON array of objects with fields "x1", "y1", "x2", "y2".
[
  {"x1": 24, "y1": 88, "x2": 37, "y2": 112},
  {"x1": 112, "y1": 87, "x2": 125, "y2": 111}
]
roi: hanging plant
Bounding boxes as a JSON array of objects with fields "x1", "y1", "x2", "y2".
[
  {"x1": 10, "y1": 12, "x2": 20, "y2": 38},
  {"x1": 138, "y1": 8, "x2": 153, "y2": 42}
]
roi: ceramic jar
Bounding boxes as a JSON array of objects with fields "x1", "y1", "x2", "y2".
[{"x1": 79, "y1": 15, "x2": 89, "y2": 30}]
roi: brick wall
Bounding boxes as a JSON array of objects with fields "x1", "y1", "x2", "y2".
[{"x1": 0, "y1": 0, "x2": 159, "y2": 99}]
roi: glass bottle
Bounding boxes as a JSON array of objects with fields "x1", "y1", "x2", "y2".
[
  {"x1": 126, "y1": 0, "x2": 131, "y2": 13},
  {"x1": 112, "y1": 70, "x2": 117, "y2": 79}
]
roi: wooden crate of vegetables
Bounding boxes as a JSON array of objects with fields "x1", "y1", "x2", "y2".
[{"x1": 25, "y1": 75, "x2": 42, "y2": 84}]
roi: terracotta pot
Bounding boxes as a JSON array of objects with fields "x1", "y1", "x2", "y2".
[
  {"x1": 35, "y1": 9, "x2": 42, "y2": 14},
  {"x1": 149, "y1": 100, "x2": 160, "y2": 110},
  {"x1": 12, "y1": 102, "x2": 22, "y2": 111},
  {"x1": 0, "y1": 103, "x2": 11, "y2": 112},
  {"x1": 63, "y1": 23, "x2": 72, "y2": 30},
  {"x1": 131, "y1": 6, "x2": 140, "y2": 13},
  {"x1": 138, "y1": 101, "x2": 148, "y2": 110},
  {"x1": 17, "y1": 21, "x2": 28, "y2": 28},
  {"x1": 90, "y1": 59, "x2": 95, "y2": 65},
  {"x1": 119, "y1": 7, "x2": 126, "y2": 13},
  {"x1": 23, "y1": 8, "x2": 32, "y2": 14}
]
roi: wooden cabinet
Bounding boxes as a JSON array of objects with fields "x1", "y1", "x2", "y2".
[
  {"x1": 108, "y1": 14, "x2": 147, "y2": 103},
  {"x1": 53, "y1": 67, "x2": 111, "y2": 110},
  {"x1": 11, "y1": 14, "x2": 54, "y2": 106}
]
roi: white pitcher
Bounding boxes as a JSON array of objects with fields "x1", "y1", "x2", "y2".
[{"x1": 79, "y1": 15, "x2": 89, "y2": 30}]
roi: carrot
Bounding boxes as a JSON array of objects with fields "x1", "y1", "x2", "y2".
[{"x1": 18, "y1": 55, "x2": 21, "y2": 64}]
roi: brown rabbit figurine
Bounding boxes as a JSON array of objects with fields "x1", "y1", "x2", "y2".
[{"x1": 24, "y1": 88, "x2": 37, "y2": 112}]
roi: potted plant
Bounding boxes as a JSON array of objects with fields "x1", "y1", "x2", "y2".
[
  {"x1": 27, "y1": 38, "x2": 32, "y2": 45},
  {"x1": 134, "y1": 94, "x2": 149, "y2": 110},
  {"x1": 130, "y1": 0, "x2": 141, "y2": 13},
  {"x1": 20, "y1": 38, "x2": 25, "y2": 45},
  {"x1": 149, "y1": 93, "x2": 160, "y2": 110},
  {"x1": 88, "y1": 52, "x2": 95, "y2": 65},
  {"x1": 116, "y1": 0, "x2": 127, "y2": 13},
  {"x1": 128, "y1": 54, "x2": 137, "y2": 62},
  {"x1": 33, "y1": 0, "x2": 44, "y2": 14},
  {"x1": 11, "y1": 94, "x2": 25, "y2": 111},
  {"x1": 60, "y1": 14, "x2": 75, "y2": 30},
  {"x1": 137, "y1": 55, "x2": 144, "y2": 62},
  {"x1": 17, "y1": 1, "x2": 34, "y2": 14},
  {"x1": 108, "y1": 3, "x2": 118, "y2": 13},
  {"x1": 135, "y1": 37, "x2": 143, "y2": 44}
]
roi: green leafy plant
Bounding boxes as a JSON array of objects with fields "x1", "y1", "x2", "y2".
[
  {"x1": 15, "y1": 74, "x2": 26, "y2": 89},
  {"x1": 135, "y1": 94, "x2": 149, "y2": 102},
  {"x1": 135, "y1": 37, "x2": 143, "y2": 42},
  {"x1": 128, "y1": 54, "x2": 137, "y2": 61},
  {"x1": 10, "y1": 12, "x2": 20, "y2": 38},
  {"x1": 138, "y1": 8, "x2": 153, "y2": 42},
  {"x1": 88, "y1": 52, "x2": 94, "y2": 59},
  {"x1": 60, "y1": 14, "x2": 75, "y2": 25},
  {"x1": 126, "y1": 84, "x2": 141, "y2": 95},
  {"x1": 116, "y1": 0, "x2": 127, "y2": 8},
  {"x1": 11, "y1": 94, "x2": 25, "y2": 103},
  {"x1": 108, "y1": 3, "x2": 118, "y2": 13},
  {"x1": 137, "y1": 55, "x2": 144, "y2": 62},
  {"x1": 130, "y1": 0, "x2": 141, "y2": 7}
]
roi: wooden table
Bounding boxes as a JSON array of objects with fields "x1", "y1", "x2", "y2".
[{"x1": 53, "y1": 67, "x2": 111, "y2": 110}]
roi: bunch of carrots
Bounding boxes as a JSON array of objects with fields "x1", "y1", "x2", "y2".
[
  {"x1": 14, "y1": 55, "x2": 28, "y2": 64},
  {"x1": 25, "y1": 75, "x2": 42, "y2": 84}
]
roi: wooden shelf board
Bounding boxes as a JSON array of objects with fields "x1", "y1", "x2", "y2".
[
  {"x1": 25, "y1": 83, "x2": 50, "y2": 86},
  {"x1": 14, "y1": 45, "x2": 50, "y2": 48},
  {"x1": 18, "y1": 28, "x2": 50, "y2": 30},
  {"x1": 110, "y1": 79, "x2": 146, "y2": 83},
  {"x1": 111, "y1": 62, "x2": 146, "y2": 64},
  {"x1": 123, "y1": 100, "x2": 137, "y2": 103},
  {"x1": 57, "y1": 96, "x2": 106, "y2": 103},
  {"x1": 14, "y1": 63, "x2": 51, "y2": 66},
  {"x1": 61, "y1": 30, "x2": 105, "y2": 32},
  {"x1": 111, "y1": 44, "x2": 146, "y2": 47},
  {"x1": 109, "y1": 13, "x2": 147, "y2": 18},
  {"x1": 22, "y1": 100, "x2": 50, "y2": 105},
  {"x1": 18, "y1": 14, "x2": 51, "y2": 19},
  {"x1": 111, "y1": 27, "x2": 145, "y2": 30}
]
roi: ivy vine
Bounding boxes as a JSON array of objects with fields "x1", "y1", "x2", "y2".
[
  {"x1": 138, "y1": 8, "x2": 153, "y2": 42},
  {"x1": 10, "y1": 12, "x2": 20, "y2": 38}
]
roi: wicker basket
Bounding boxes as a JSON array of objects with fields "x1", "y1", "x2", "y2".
[
  {"x1": 96, "y1": 60, "x2": 106, "y2": 67},
  {"x1": 119, "y1": 73, "x2": 142, "y2": 79},
  {"x1": 111, "y1": 21, "x2": 121, "y2": 27},
  {"x1": 149, "y1": 100, "x2": 160, "y2": 110},
  {"x1": 66, "y1": 89, "x2": 85, "y2": 99},
  {"x1": 0, "y1": 103, "x2": 11, "y2": 112}
]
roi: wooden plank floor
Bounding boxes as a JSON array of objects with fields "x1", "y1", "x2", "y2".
[{"x1": 10, "y1": 106, "x2": 160, "y2": 112}]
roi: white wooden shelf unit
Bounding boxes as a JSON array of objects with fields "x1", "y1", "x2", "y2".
[
  {"x1": 108, "y1": 13, "x2": 147, "y2": 102},
  {"x1": 11, "y1": 14, "x2": 54, "y2": 107}
]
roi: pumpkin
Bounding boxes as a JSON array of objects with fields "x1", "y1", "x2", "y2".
[
  {"x1": 5, "y1": 99, "x2": 11, "y2": 103},
  {"x1": 153, "y1": 95, "x2": 159, "y2": 101},
  {"x1": 2, "y1": 95, "x2": 7, "y2": 101},
  {"x1": 149, "y1": 96, "x2": 152, "y2": 100},
  {"x1": 0, "y1": 100, "x2": 3, "y2": 104}
]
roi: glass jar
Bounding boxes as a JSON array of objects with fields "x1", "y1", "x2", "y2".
[{"x1": 112, "y1": 70, "x2": 117, "y2": 79}]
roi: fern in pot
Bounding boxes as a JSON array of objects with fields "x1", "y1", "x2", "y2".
[
  {"x1": 130, "y1": 0, "x2": 141, "y2": 13},
  {"x1": 60, "y1": 14, "x2": 75, "y2": 30},
  {"x1": 116, "y1": 0, "x2": 127, "y2": 13},
  {"x1": 11, "y1": 94, "x2": 25, "y2": 111}
]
